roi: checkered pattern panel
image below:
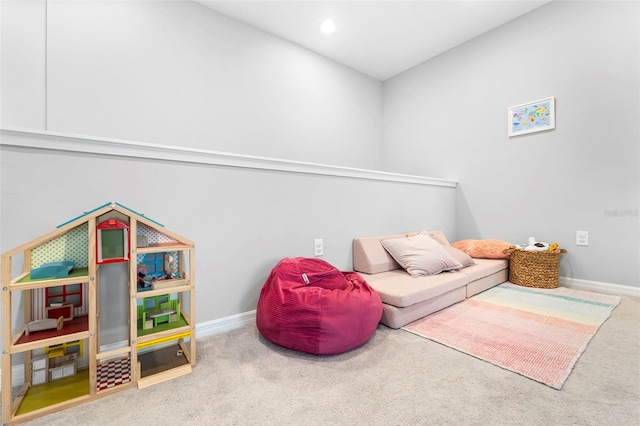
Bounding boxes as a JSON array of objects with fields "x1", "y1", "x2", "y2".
[{"x1": 97, "y1": 357, "x2": 131, "y2": 391}]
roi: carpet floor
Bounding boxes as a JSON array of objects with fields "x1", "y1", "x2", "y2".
[{"x1": 4, "y1": 288, "x2": 639, "y2": 425}]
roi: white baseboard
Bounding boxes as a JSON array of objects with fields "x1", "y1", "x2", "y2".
[
  {"x1": 559, "y1": 277, "x2": 640, "y2": 298},
  {"x1": 195, "y1": 309, "x2": 256, "y2": 338}
]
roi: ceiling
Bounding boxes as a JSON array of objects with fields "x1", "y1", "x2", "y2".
[{"x1": 196, "y1": 0, "x2": 553, "y2": 81}]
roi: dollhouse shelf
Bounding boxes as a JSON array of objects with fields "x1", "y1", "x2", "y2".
[
  {"x1": 136, "y1": 243, "x2": 191, "y2": 253},
  {"x1": 137, "y1": 344, "x2": 191, "y2": 389},
  {"x1": 14, "y1": 370, "x2": 91, "y2": 418},
  {"x1": 14, "y1": 316, "x2": 89, "y2": 351},
  {"x1": 11, "y1": 267, "x2": 90, "y2": 290},
  {"x1": 137, "y1": 282, "x2": 189, "y2": 298}
]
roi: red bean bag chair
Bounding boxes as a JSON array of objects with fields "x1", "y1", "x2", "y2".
[{"x1": 256, "y1": 257, "x2": 383, "y2": 355}]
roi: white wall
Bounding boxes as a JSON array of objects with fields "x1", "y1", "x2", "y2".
[
  {"x1": 0, "y1": 140, "x2": 456, "y2": 324},
  {"x1": 0, "y1": 0, "x2": 46, "y2": 129},
  {"x1": 3, "y1": 0, "x2": 383, "y2": 169},
  {"x1": 0, "y1": 0, "x2": 456, "y2": 340},
  {"x1": 383, "y1": 1, "x2": 639, "y2": 287}
]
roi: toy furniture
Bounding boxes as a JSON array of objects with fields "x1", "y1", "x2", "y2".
[
  {"x1": 45, "y1": 303, "x2": 74, "y2": 321},
  {"x1": 48, "y1": 353, "x2": 78, "y2": 381},
  {"x1": 29, "y1": 260, "x2": 76, "y2": 279},
  {"x1": 138, "y1": 296, "x2": 180, "y2": 330},
  {"x1": 25, "y1": 316, "x2": 64, "y2": 336},
  {"x1": 30, "y1": 356, "x2": 49, "y2": 386},
  {"x1": 149, "y1": 308, "x2": 174, "y2": 325},
  {"x1": 352, "y1": 230, "x2": 508, "y2": 329},
  {"x1": 256, "y1": 257, "x2": 383, "y2": 355},
  {"x1": 1, "y1": 202, "x2": 196, "y2": 425}
]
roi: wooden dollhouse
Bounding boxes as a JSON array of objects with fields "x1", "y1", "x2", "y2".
[{"x1": 1, "y1": 202, "x2": 196, "y2": 425}]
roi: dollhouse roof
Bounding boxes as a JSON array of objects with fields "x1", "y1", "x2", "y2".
[
  {"x1": 57, "y1": 202, "x2": 164, "y2": 228},
  {"x1": 2, "y1": 202, "x2": 193, "y2": 259}
]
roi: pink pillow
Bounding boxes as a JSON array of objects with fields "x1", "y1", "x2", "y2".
[
  {"x1": 451, "y1": 239, "x2": 513, "y2": 259},
  {"x1": 442, "y1": 245, "x2": 476, "y2": 267}
]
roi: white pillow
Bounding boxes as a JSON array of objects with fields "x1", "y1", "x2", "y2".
[{"x1": 380, "y1": 233, "x2": 462, "y2": 277}]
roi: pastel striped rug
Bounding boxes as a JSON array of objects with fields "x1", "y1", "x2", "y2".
[{"x1": 402, "y1": 283, "x2": 621, "y2": 389}]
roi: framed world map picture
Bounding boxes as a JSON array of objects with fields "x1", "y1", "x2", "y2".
[{"x1": 508, "y1": 96, "x2": 555, "y2": 137}]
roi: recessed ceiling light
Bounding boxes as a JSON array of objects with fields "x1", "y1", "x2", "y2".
[{"x1": 320, "y1": 19, "x2": 336, "y2": 35}]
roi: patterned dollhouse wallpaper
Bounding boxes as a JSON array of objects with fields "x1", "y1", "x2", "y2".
[{"x1": 31, "y1": 224, "x2": 89, "y2": 269}]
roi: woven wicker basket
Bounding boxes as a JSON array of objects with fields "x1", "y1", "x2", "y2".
[{"x1": 506, "y1": 248, "x2": 566, "y2": 289}]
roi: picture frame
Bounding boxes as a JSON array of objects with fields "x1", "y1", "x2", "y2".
[{"x1": 508, "y1": 96, "x2": 555, "y2": 137}]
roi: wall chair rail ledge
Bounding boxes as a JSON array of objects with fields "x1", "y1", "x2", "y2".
[{"x1": 0, "y1": 127, "x2": 457, "y2": 188}]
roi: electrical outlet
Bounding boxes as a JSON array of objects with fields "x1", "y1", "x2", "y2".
[
  {"x1": 314, "y1": 239, "x2": 323, "y2": 256},
  {"x1": 576, "y1": 230, "x2": 589, "y2": 246}
]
